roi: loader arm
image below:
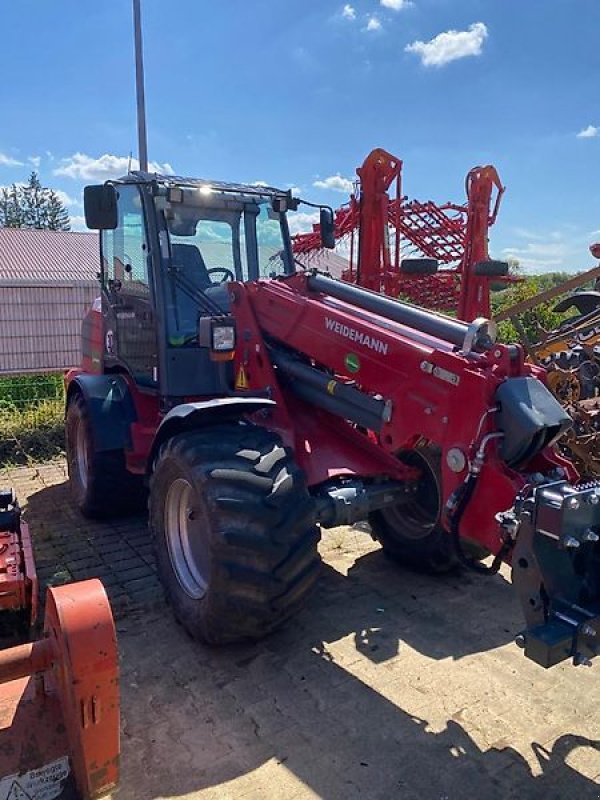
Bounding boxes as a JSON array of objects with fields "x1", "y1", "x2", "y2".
[{"x1": 229, "y1": 271, "x2": 600, "y2": 667}]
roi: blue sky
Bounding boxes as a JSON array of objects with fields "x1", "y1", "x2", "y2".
[{"x1": 1, "y1": 0, "x2": 599, "y2": 273}]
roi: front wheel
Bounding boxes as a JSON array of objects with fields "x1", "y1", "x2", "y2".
[{"x1": 149, "y1": 423, "x2": 321, "y2": 643}]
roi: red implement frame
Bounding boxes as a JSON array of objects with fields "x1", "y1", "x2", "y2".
[
  {"x1": 0, "y1": 579, "x2": 119, "y2": 799},
  {"x1": 293, "y1": 148, "x2": 515, "y2": 320},
  {"x1": 0, "y1": 491, "x2": 37, "y2": 627}
]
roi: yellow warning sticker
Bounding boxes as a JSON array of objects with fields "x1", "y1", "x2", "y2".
[{"x1": 235, "y1": 365, "x2": 249, "y2": 390}]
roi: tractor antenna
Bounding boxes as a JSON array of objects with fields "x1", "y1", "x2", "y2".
[
  {"x1": 127, "y1": 150, "x2": 133, "y2": 174},
  {"x1": 132, "y1": 0, "x2": 149, "y2": 172}
]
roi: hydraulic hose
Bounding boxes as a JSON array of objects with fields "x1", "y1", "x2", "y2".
[{"x1": 447, "y1": 432, "x2": 512, "y2": 575}]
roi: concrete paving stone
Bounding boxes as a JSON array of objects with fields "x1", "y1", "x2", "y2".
[
  {"x1": 115, "y1": 565, "x2": 156, "y2": 583},
  {"x1": 5, "y1": 458, "x2": 600, "y2": 799},
  {"x1": 224, "y1": 675, "x2": 279, "y2": 710},
  {"x1": 261, "y1": 754, "x2": 364, "y2": 800},
  {"x1": 241, "y1": 696, "x2": 297, "y2": 740},
  {"x1": 119, "y1": 574, "x2": 160, "y2": 592},
  {"x1": 104, "y1": 554, "x2": 146, "y2": 571}
]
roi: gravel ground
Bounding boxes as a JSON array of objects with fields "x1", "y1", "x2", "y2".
[{"x1": 2, "y1": 459, "x2": 599, "y2": 800}]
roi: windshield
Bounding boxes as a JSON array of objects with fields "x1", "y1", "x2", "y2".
[
  {"x1": 163, "y1": 195, "x2": 290, "y2": 282},
  {"x1": 158, "y1": 191, "x2": 292, "y2": 340},
  {"x1": 256, "y1": 202, "x2": 287, "y2": 277}
]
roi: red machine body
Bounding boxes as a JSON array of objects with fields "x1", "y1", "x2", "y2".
[
  {"x1": 293, "y1": 148, "x2": 514, "y2": 320},
  {"x1": 0, "y1": 491, "x2": 37, "y2": 627},
  {"x1": 72, "y1": 268, "x2": 571, "y2": 563},
  {"x1": 0, "y1": 579, "x2": 119, "y2": 799},
  {"x1": 230, "y1": 271, "x2": 573, "y2": 556}
]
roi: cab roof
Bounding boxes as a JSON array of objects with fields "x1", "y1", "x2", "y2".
[{"x1": 118, "y1": 171, "x2": 291, "y2": 200}]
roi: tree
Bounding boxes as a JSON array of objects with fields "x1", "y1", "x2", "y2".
[
  {"x1": 491, "y1": 274, "x2": 575, "y2": 344},
  {"x1": 0, "y1": 172, "x2": 70, "y2": 230}
]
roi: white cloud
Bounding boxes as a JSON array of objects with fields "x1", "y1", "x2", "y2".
[
  {"x1": 287, "y1": 211, "x2": 319, "y2": 236},
  {"x1": 251, "y1": 180, "x2": 269, "y2": 187},
  {"x1": 381, "y1": 0, "x2": 410, "y2": 10},
  {"x1": 405, "y1": 22, "x2": 488, "y2": 67},
  {"x1": 54, "y1": 189, "x2": 81, "y2": 208},
  {"x1": 313, "y1": 174, "x2": 354, "y2": 193},
  {"x1": 342, "y1": 4, "x2": 356, "y2": 20},
  {"x1": 502, "y1": 240, "x2": 567, "y2": 270},
  {"x1": 54, "y1": 152, "x2": 174, "y2": 180},
  {"x1": 28, "y1": 155, "x2": 41, "y2": 168},
  {"x1": 0, "y1": 152, "x2": 24, "y2": 167},
  {"x1": 69, "y1": 215, "x2": 88, "y2": 231},
  {"x1": 577, "y1": 125, "x2": 599, "y2": 139},
  {"x1": 0, "y1": 182, "x2": 26, "y2": 194},
  {"x1": 365, "y1": 16, "x2": 382, "y2": 31}
]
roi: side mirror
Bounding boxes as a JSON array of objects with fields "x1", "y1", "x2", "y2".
[
  {"x1": 320, "y1": 208, "x2": 335, "y2": 249},
  {"x1": 84, "y1": 184, "x2": 118, "y2": 230}
]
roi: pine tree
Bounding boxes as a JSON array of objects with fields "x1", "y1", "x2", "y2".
[
  {"x1": 0, "y1": 172, "x2": 70, "y2": 230},
  {"x1": 47, "y1": 190, "x2": 71, "y2": 231}
]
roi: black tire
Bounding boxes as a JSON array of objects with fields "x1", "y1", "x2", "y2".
[
  {"x1": 369, "y1": 448, "x2": 458, "y2": 573},
  {"x1": 400, "y1": 258, "x2": 439, "y2": 275},
  {"x1": 66, "y1": 393, "x2": 144, "y2": 518},
  {"x1": 149, "y1": 423, "x2": 321, "y2": 643},
  {"x1": 473, "y1": 260, "x2": 509, "y2": 277}
]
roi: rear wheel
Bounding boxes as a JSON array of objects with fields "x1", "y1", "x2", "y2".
[
  {"x1": 149, "y1": 423, "x2": 321, "y2": 643},
  {"x1": 66, "y1": 394, "x2": 143, "y2": 518},
  {"x1": 369, "y1": 448, "x2": 458, "y2": 573}
]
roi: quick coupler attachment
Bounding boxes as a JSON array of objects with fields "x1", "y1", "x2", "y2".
[{"x1": 511, "y1": 481, "x2": 600, "y2": 668}]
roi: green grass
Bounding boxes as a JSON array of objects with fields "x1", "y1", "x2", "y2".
[{"x1": 0, "y1": 375, "x2": 65, "y2": 463}]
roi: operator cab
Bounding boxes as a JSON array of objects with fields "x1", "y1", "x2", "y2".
[{"x1": 83, "y1": 174, "x2": 333, "y2": 402}]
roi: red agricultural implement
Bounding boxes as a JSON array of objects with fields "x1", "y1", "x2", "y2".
[
  {"x1": 0, "y1": 580, "x2": 119, "y2": 799},
  {"x1": 64, "y1": 173, "x2": 600, "y2": 670},
  {"x1": 0, "y1": 492, "x2": 120, "y2": 798},
  {"x1": 293, "y1": 148, "x2": 516, "y2": 321},
  {"x1": 0, "y1": 490, "x2": 37, "y2": 632}
]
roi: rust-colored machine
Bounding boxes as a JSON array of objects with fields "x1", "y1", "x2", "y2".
[
  {"x1": 292, "y1": 148, "x2": 516, "y2": 320},
  {"x1": 496, "y1": 246, "x2": 600, "y2": 478},
  {"x1": 0, "y1": 489, "x2": 37, "y2": 632},
  {"x1": 0, "y1": 579, "x2": 119, "y2": 799},
  {"x1": 0, "y1": 492, "x2": 120, "y2": 798}
]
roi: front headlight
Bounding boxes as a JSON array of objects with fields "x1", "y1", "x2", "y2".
[{"x1": 212, "y1": 325, "x2": 236, "y2": 352}]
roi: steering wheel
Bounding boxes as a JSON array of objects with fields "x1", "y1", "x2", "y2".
[{"x1": 206, "y1": 267, "x2": 235, "y2": 283}]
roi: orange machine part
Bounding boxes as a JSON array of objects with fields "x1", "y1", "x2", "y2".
[
  {"x1": 0, "y1": 579, "x2": 119, "y2": 798},
  {"x1": 0, "y1": 503, "x2": 38, "y2": 626}
]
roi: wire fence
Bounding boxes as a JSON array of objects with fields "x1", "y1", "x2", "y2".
[{"x1": 0, "y1": 281, "x2": 98, "y2": 464}]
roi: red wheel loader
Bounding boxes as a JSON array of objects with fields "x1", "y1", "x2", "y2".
[{"x1": 65, "y1": 172, "x2": 600, "y2": 668}]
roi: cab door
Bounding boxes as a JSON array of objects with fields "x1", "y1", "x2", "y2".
[{"x1": 101, "y1": 184, "x2": 158, "y2": 387}]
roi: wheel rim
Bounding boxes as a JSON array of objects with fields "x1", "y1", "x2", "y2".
[
  {"x1": 381, "y1": 450, "x2": 441, "y2": 540},
  {"x1": 164, "y1": 478, "x2": 209, "y2": 599},
  {"x1": 75, "y1": 419, "x2": 89, "y2": 491}
]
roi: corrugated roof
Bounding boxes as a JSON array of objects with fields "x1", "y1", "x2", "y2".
[{"x1": 0, "y1": 228, "x2": 99, "y2": 282}]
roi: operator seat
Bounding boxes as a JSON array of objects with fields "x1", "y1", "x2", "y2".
[
  {"x1": 169, "y1": 243, "x2": 212, "y2": 333},
  {"x1": 171, "y1": 243, "x2": 211, "y2": 289}
]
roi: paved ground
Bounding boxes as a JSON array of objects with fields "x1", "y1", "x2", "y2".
[{"x1": 2, "y1": 459, "x2": 600, "y2": 800}]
